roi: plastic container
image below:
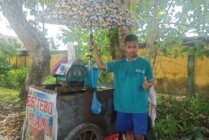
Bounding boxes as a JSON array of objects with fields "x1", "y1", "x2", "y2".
[{"x1": 85, "y1": 65, "x2": 99, "y2": 88}]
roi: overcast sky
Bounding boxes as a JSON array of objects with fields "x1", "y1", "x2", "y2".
[{"x1": 0, "y1": 12, "x2": 67, "y2": 50}]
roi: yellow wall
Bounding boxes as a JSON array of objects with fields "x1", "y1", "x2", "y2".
[
  {"x1": 138, "y1": 49, "x2": 209, "y2": 96},
  {"x1": 153, "y1": 54, "x2": 188, "y2": 79},
  {"x1": 194, "y1": 57, "x2": 209, "y2": 97},
  {"x1": 10, "y1": 54, "x2": 66, "y2": 71},
  {"x1": 152, "y1": 54, "x2": 188, "y2": 94},
  {"x1": 137, "y1": 49, "x2": 188, "y2": 79},
  {"x1": 11, "y1": 50, "x2": 209, "y2": 96},
  {"x1": 194, "y1": 57, "x2": 209, "y2": 86}
]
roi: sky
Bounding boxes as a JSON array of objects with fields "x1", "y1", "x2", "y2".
[
  {"x1": 0, "y1": 12, "x2": 67, "y2": 50},
  {"x1": 0, "y1": 13, "x2": 16, "y2": 36}
]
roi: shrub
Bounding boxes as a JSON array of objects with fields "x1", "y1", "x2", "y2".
[
  {"x1": 155, "y1": 94, "x2": 209, "y2": 139},
  {"x1": 0, "y1": 68, "x2": 28, "y2": 90}
]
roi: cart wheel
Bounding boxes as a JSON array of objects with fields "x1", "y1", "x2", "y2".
[{"x1": 64, "y1": 123, "x2": 103, "y2": 140}]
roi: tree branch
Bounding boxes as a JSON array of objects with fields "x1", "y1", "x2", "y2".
[
  {"x1": 159, "y1": 22, "x2": 209, "y2": 29},
  {"x1": 165, "y1": 0, "x2": 174, "y2": 16},
  {"x1": 146, "y1": 0, "x2": 158, "y2": 60},
  {"x1": 139, "y1": 36, "x2": 209, "y2": 47}
]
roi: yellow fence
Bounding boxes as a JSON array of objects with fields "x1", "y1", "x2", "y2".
[
  {"x1": 9, "y1": 52, "x2": 66, "y2": 71},
  {"x1": 138, "y1": 49, "x2": 209, "y2": 97},
  {"x1": 10, "y1": 50, "x2": 209, "y2": 97}
]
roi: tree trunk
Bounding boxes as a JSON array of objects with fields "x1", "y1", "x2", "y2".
[
  {"x1": 109, "y1": 0, "x2": 131, "y2": 60},
  {"x1": 118, "y1": 27, "x2": 130, "y2": 52},
  {"x1": 118, "y1": 0, "x2": 131, "y2": 59},
  {"x1": 109, "y1": 29, "x2": 125, "y2": 60},
  {"x1": 146, "y1": 0, "x2": 158, "y2": 61},
  {"x1": 0, "y1": 0, "x2": 51, "y2": 98}
]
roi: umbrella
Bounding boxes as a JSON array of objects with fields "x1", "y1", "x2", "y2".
[
  {"x1": 39, "y1": 0, "x2": 138, "y2": 37},
  {"x1": 38, "y1": 0, "x2": 138, "y2": 71}
]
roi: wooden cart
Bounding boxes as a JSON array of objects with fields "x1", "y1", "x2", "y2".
[{"x1": 22, "y1": 85, "x2": 116, "y2": 140}]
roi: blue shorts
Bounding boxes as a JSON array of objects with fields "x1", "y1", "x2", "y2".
[{"x1": 115, "y1": 112, "x2": 148, "y2": 135}]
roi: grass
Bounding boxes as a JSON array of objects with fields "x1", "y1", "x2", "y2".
[{"x1": 0, "y1": 87, "x2": 20, "y2": 104}]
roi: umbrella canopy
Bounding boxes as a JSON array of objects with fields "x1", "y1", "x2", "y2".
[{"x1": 38, "y1": 0, "x2": 139, "y2": 29}]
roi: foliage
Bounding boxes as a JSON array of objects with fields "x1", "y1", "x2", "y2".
[
  {"x1": 24, "y1": 0, "x2": 209, "y2": 58},
  {"x1": 59, "y1": 28, "x2": 111, "y2": 62},
  {"x1": 136, "y1": 0, "x2": 209, "y2": 58},
  {"x1": 0, "y1": 68, "x2": 28, "y2": 90},
  {"x1": 24, "y1": 0, "x2": 55, "y2": 8},
  {"x1": 44, "y1": 75, "x2": 56, "y2": 84},
  {"x1": 155, "y1": 94, "x2": 209, "y2": 139},
  {"x1": 0, "y1": 38, "x2": 20, "y2": 57},
  {"x1": 0, "y1": 38, "x2": 21, "y2": 83},
  {"x1": 0, "y1": 55, "x2": 10, "y2": 79},
  {"x1": 58, "y1": 28, "x2": 113, "y2": 83}
]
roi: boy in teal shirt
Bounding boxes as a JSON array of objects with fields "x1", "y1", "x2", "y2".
[{"x1": 90, "y1": 34, "x2": 153, "y2": 140}]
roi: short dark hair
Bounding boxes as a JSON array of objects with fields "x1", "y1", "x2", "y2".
[{"x1": 125, "y1": 34, "x2": 138, "y2": 44}]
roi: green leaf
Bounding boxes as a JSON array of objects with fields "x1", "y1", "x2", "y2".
[
  {"x1": 159, "y1": 0, "x2": 168, "y2": 9},
  {"x1": 188, "y1": 47, "x2": 196, "y2": 56},
  {"x1": 191, "y1": 0, "x2": 203, "y2": 8},
  {"x1": 181, "y1": 47, "x2": 189, "y2": 53},
  {"x1": 175, "y1": 12, "x2": 182, "y2": 19},
  {"x1": 195, "y1": 131, "x2": 204, "y2": 140},
  {"x1": 174, "y1": 50, "x2": 179, "y2": 58}
]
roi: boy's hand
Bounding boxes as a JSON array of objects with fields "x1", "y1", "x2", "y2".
[
  {"x1": 88, "y1": 39, "x2": 98, "y2": 51},
  {"x1": 88, "y1": 39, "x2": 106, "y2": 69},
  {"x1": 143, "y1": 77, "x2": 151, "y2": 90}
]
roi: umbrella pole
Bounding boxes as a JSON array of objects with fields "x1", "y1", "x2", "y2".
[
  {"x1": 89, "y1": 20, "x2": 93, "y2": 71},
  {"x1": 90, "y1": 20, "x2": 93, "y2": 40},
  {"x1": 88, "y1": 20, "x2": 95, "y2": 88}
]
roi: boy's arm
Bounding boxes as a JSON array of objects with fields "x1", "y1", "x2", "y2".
[
  {"x1": 143, "y1": 61, "x2": 154, "y2": 90},
  {"x1": 89, "y1": 40, "x2": 106, "y2": 70}
]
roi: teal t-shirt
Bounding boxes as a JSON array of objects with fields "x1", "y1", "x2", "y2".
[{"x1": 106, "y1": 57, "x2": 153, "y2": 113}]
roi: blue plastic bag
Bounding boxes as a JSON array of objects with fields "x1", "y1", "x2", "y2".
[{"x1": 91, "y1": 90, "x2": 102, "y2": 115}]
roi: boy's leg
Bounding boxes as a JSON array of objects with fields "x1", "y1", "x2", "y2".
[
  {"x1": 116, "y1": 112, "x2": 133, "y2": 140},
  {"x1": 132, "y1": 112, "x2": 148, "y2": 140},
  {"x1": 125, "y1": 131, "x2": 135, "y2": 140},
  {"x1": 135, "y1": 135, "x2": 145, "y2": 140}
]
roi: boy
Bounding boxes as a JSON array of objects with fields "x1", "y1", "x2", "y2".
[{"x1": 89, "y1": 34, "x2": 153, "y2": 140}]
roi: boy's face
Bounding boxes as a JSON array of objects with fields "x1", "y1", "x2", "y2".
[{"x1": 124, "y1": 41, "x2": 138, "y2": 58}]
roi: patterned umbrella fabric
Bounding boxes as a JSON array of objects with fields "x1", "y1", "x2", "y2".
[{"x1": 38, "y1": 0, "x2": 139, "y2": 29}]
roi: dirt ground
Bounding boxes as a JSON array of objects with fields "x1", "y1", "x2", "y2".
[{"x1": 0, "y1": 102, "x2": 25, "y2": 140}]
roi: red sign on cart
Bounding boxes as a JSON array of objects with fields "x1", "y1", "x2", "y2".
[{"x1": 22, "y1": 87, "x2": 58, "y2": 140}]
